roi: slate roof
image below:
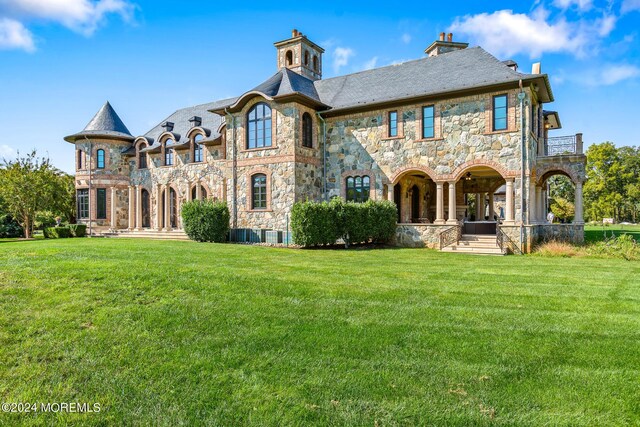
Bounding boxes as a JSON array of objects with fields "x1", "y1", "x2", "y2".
[
  {"x1": 314, "y1": 47, "x2": 551, "y2": 112},
  {"x1": 252, "y1": 67, "x2": 323, "y2": 104},
  {"x1": 64, "y1": 101, "x2": 134, "y2": 142}
]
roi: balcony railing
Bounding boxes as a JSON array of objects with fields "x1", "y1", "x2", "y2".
[{"x1": 542, "y1": 133, "x2": 583, "y2": 156}]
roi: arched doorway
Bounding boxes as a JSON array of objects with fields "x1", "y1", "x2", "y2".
[
  {"x1": 537, "y1": 169, "x2": 582, "y2": 224},
  {"x1": 394, "y1": 183, "x2": 402, "y2": 223},
  {"x1": 141, "y1": 189, "x2": 150, "y2": 228},
  {"x1": 455, "y1": 164, "x2": 507, "y2": 234},
  {"x1": 411, "y1": 185, "x2": 420, "y2": 222}
]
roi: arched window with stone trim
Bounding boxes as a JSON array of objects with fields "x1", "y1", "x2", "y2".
[
  {"x1": 251, "y1": 173, "x2": 267, "y2": 210},
  {"x1": 285, "y1": 50, "x2": 293, "y2": 66},
  {"x1": 77, "y1": 149, "x2": 83, "y2": 170},
  {"x1": 138, "y1": 143, "x2": 147, "y2": 169},
  {"x1": 96, "y1": 149, "x2": 105, "y2": 169},
  {"x1": 191, "y1": 184, "x2": 208, "y2": 201},
  {"x1": 345, "y1": 175, "x2": 370, "y2": 203},
  {"x1": 302, "y1": 112, "x2": 313, "y2": 148},
  {"x1": 313, "y1": 55, "x2": 319, "y2": 72},
  {"x1": 164, "y1": 139, "x2": 174, "y2": 166},
  {"x1": 246, "y1": 103, "x2": 272, "y2": 149},
  {"x1": 193, "y1": 134, "x2": 204, "y2": 163},
  {"x1": 304, "y1": 50, "x2": 310, "y2": 66}
]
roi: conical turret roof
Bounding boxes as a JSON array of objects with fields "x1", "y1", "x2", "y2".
[{"x1": 64, "y1": 101, "x2": 134, "y2": 143}]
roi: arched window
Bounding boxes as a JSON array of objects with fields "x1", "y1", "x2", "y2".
[
  {"x1": 304, "y1": 50, "x2": 310, "y2": 66},
  {"x1": 302, "y1": 112, "x2": 313, "y2": 148},
  {"x1": 251, "y1": 174, "x2": 267, "y2": 210},
  {"x1": 247, "y1": 103, "x2": 272, "y2": 149},
  {"x1": 164, "y1": 139, "x2": 174, "y2": 166},
  {"x1": 345, "y1": 175, "x2": 370, "y2": 203},
  {"x1": 77, "y1": 150, "x2": 83, "y2": 170},
  {"x1": 141, "y1": 189, "x2": 150, "y2": 227},
  {"x1": 313, "y1": 55, "x2": 319, "y2": 72},
  {"x1": 191, "y1": 185, "x2": 208, "y2": 201},
  {"x1": 96, "y1": 149, "x2": 105, "y2": 169},
  {"x1": 285, "y1": 50, "x2": 293, "y2": 66},
  {"x1": 193, "y1": 134, "x2": 204, "y2": 163},
  {"x1": 138, "y1": 143, "x2": 147, "y2": 169}
]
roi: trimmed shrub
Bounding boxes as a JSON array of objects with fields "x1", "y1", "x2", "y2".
[
  {"x1": 291, "y1": 200, "x2": 337, "y2": 247},
  {"x1": 181, "y1": 200, "x2": 230, "y2": 243},
  {"x1": 291, "y1": 199, "x2": 397, "y2": 248},
  {"x1": 68, "y1": 224, "x2": 87, "y2": 237},
  {"x1": 0, "y1": 214, "x2": 23, "y2": 238},
  {"x1": 44, "y1": 227, "x2": 71, "y2": 239}
]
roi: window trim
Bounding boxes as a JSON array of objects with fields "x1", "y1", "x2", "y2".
[
  {"x1": 247, "y1": 170, "x2": 271, "y2": 212},
  {"x1": 388, "y1": 111, "x2": 398, "y2": 138},
  {"x1": 192, "y1": 133, "x2": 204, "y2": 163},
  {"x1": 96, "y1": 149, "x2": 105, "y2": 169},
  {"x1": 422, "y1": 105, "x2": 435, "y2": 139},
  {"x1": 77, "y1": 189, "x2": 89, "y2": 219},
  {"x1": 492, "y1": 94, "x2": 508, "y2": 131},
  {"x1": 246, "y1": 102, "x2": 273, "y2": 150},
  {"x1": 138, "y1": 142, "x2": 147, "y2": 169}
]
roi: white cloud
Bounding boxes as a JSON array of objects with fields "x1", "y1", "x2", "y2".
[
  {"x1": 332, "y1": 47, "x2": 354, "y2": 74},
  {"x1": 362, "y1": 56, "x2": 378, "y2": 70},
  {"x1": 0, "y1": 18, "x2": 34, "y2": 51},
  {"x1": 449, "y1": 8, "x2": 610, "y2": 59},
  {"x1": 401, "y1": 33, "x2": 411, "y2": 44},
  {"x1": 0, "y1": 144, "x2": 16, "y2": 159},
  {"x1": 621, "y1": 0, "x2": 640, "y2": 13},
  {"x1": 553, "y1": 0, "x2": 593, "y2": 11},
  {"x1": 0, "y1": 0, "x2": 134, "y2": 50},
  {"x1": 600, "y1": 64, "x2": 640, "y2": 85}
]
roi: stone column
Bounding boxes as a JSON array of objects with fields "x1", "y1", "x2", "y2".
[
  {"x1": 505, "y1": 178, "x2": 515, "y2": 225},
  {"x1": 536, "y1": 186, "x2": 543, "y2": 224},
  {"x1": 435, "y1": 182, "x2": 445, "y2": 224},
  {"x1": 156, "y1": 184, "x2": 163, "y2": 231},
  {"x1": 127, "y1": 186, "x2": 134, "y2": 230},
  {"x1": 135, "y1": 185, "x2": 142, "y2": 230},
  {"x1": 475, "y1": 193, "x2": 481, "y2": 219},
  {"x1": 195, "y1": 181, "x2": 202, "y2": 200},
  {"x1": 163, "y1": 184, "x2": 170, "y2": 231},
  {"x1": 447, "y1": 181, "x2": 457, "y2": 224},
  {"x1": 574, "y1": 181, "x2": 584, "y2": 224},
  {"x1": 386, "y1": 184, "x2": 394, "y2": 202},
  {"x1": 479, "y1": 193, "x2": 486, "y2": 220},
  {"x1": 112, "y1": 187, "x2": 119, "y2": 231},
  {"x1": 488, "y1": 192, "x2": 495, "y2": 220},
  {"x1": 529, "y1": 181, "x2": 537, "y2": 224},
  {"x1": 186, "y1": 182, "x2": 191, "y2": 202}
]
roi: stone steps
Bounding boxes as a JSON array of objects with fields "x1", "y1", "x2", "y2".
[
  {"x1": 104, "y1": 229, "x2": 190, "y2": 241},
  {"x1": 441, "y1": 234, "x2": 505, "y2": 255}
]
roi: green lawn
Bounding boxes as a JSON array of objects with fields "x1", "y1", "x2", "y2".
[
  {"x1": 0, "y1": 239, "x2": 639, "y2": 426},
  {"x1": 585, "y1": 224, "x2": 640, "y2": 243}
]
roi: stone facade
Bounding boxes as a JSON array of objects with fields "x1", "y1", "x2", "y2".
[{"x1": 66, "y1": 30, "x2": 587, "y2": 253}]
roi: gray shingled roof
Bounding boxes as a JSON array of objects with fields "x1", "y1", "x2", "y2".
[
  {"x1": 251, "y1": 67, "x2": 322, "y2": 103},
  {"x1": 64, "y1": 101, "x2": 134, "y2": 142},
  {"x1": 314, "y1": 47, "x2": 550, "y2": 111}
]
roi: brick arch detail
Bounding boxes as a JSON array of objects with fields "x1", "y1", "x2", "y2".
[
  {"x1": 449, "y1": 159, "x2": 516, "y2": 181},
  {"x1": 389, "y1": 165, "x2": 439, "y2": 184},
  {"x1": 341, "y1": 170, "x2": 377, "y2": 200},
  {"x1": 536, "y1": 165, "x2": 580, "y2": 186},
  {"x1": 190, "y1": 180, "x2": 212, "y2": 199},
  {"x1": 246, "y1": 167, "x2": 272, "y2": 211}
]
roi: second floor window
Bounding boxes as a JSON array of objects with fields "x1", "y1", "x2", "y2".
[
  {"x1": 194, "y1": 134, "x2": 204, "y2": 162},
  {"x1": 388, "y1": 111, "x2": 398, "y2": 137},
  {"x1": 251, "y1": 174, "x2": 267, "y2": 210},
  {"x1": 422, "y1": 105, "x2": 435, "y2": 139},
  {"x1": 346, "y1": 175, "x2": 370, "y2": 203},
  {"x1": 165, "y1": 147, "x2": 174, "y2": 166},
  {"x1": 247, "y1": 103, "x2": 272, "y2": 149},
  {"x1": 96, "y1": 149, "x2": 105, "y2": 169},
  {"x1": 302, "y1": 112, "x2": 313, "y2": 148},
  {"x1": 77, "y1": 150, "x2": 83, "y2": 170},
  {"x1": 493, "y1": 94, "x2": 508, "y2": 131},
  {"x1": 138, "y1": 144, "x2": 147, "y2": 169}
]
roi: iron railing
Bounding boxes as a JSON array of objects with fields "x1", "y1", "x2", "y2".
[
  {"x1": 439, "y1": 224, "x2": 462, "y2": 250},
  {"x1": 496, "y1": 225, "x2": 522, "y2": 255},
  {"x1": 544, "y1": 135, "x2": 577, "y2": 156}
]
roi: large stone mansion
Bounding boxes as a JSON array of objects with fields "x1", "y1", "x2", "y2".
[{"x1": 65, "y1": 30, "x2": 586, "y2": 253}]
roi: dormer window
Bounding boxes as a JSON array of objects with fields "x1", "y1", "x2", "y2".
[
  {"x1": 189, "y1": 116, "x2": 202, "y2": 127},
  {"x1": 193, "y1": 134, "x2": 204, "y2": 163},
  {"x1": 247, "y1": 103, "x2": 272, "y2": 149},
  {"x1": 138, "y1": 143, "x2": 147, "y2": 169},
  {"x1": 164, "y1": 139, "x2": 174, "y2": 166}
]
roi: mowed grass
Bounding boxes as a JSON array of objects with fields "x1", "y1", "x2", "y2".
[
  {"x1": 0, "y1": 239, "x2": 639, "y2": 426},
  {"x1": 585, "y1": 224, "x2": 640, "y2": 243}
]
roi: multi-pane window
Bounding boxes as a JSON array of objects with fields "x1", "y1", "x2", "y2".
[
  {"x1": 77, "y1": 189, "x2": 89, "y2": 219},
  {"x1": 193, "y1": 134, "x2": 204, "y2": 162},
  {"x1": 96, "y1": 149, "x2": 105, "y2": 169},
  {"x1": 422, "y1": 105, "x2": 435, "y2": 139},
  {"x1": 247, "y1": 103, "x2": 272, "y2": 149},
  {"x1": 96, "y1": 188, "x2": 107, "y2": 219},
  {"x1": 302, "y1": 112, "x2": 313, "y2": 148},
  {"x1": 493, "y1": 94, "x2": 508, "y2": 131},
  {"x1": 388, "y1": 111, "x2": 398, "y2": 137},
  {"x1": 345, "y1": 175, "x2": 370, "y2": 203},
  {"x1": 164, "y1": 141, "x2": 174, "y2": 166},
  {"x1": 251, "y1": 174, "x2": 267, "y2": 209}
]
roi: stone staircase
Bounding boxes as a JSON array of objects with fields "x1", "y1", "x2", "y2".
[
  {"x1": 103, "y1": 229, "x2": 190, "y2": 241},
  {"x1": 441, "y1": 234, "x2": 504, "y2": 255}
]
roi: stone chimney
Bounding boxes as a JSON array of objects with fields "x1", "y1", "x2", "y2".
[{"x1": 425, "y1": 32, "x2": 469, "y2": 57}]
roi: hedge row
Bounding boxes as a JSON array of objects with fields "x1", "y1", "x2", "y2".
[
  {"x1": 181, "y1": 200, "x2": 230, "y2": 243},
  {"x1": 291, "y1": 198, "x2": 397, "y2": 247},
  {"x1": 43, "y1": 224, "x2": 86, "y2": 239}
]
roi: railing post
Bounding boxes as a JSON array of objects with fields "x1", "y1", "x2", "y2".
[{"x1": 576, "y1": 133, "x2": 583, "y2": 155}]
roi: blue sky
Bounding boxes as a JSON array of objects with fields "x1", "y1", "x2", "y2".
[{"x1": 1, "y1": 0, "x2": 639, "y2": 173}]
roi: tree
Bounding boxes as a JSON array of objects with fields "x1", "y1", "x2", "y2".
[
  {"x1": 584, "y1": 142, "x2": 624, "y2": 222},
  {"x1": 550, "y1": 197, "x2": 575, "y2": 223},
  {"x1": 0, "y1": 151, "x2": 72, "y2": 238}
]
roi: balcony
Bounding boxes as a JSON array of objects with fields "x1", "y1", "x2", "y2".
[{"x1": 542, "y1": 133, "x2": 584, "y2": 156}]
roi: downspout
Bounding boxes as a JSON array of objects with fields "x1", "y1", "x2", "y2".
[
  {"x1": 84, "y1": 136, "x2": 93, "y2": 238},
  {"x1": 517, "y1": 81, "x2": 527, "y2": 252},
  {"x1": 225, "y1": 108, "x2": 237, "y2": 231},
  {"x1": 316, "y1": 111, "x2": 327, "y2": 200}
]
